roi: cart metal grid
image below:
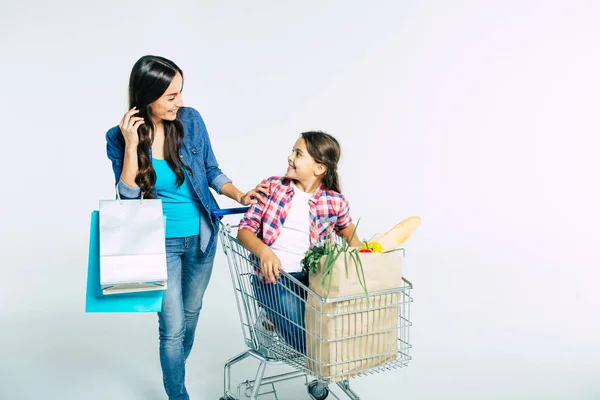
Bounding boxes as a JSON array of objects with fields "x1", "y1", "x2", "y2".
[{"x1": 213, "y1": 208, "x2": 413, "y2": 400}]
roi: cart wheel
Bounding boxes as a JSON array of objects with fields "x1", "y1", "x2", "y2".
[
  {"x1": 219, "y1": 397, "x2": 232, "y2": 400},
  {"x1": 308, "y1": 380, "x2": 329, "y2": 400}
]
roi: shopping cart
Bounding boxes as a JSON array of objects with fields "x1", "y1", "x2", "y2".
[{"x1": 212, "y1": 207, "x2": 413, "y2": 400}]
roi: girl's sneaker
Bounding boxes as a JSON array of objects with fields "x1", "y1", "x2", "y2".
[{"x1": 255, "y1": 309, "x2": 277, "y2": 350}]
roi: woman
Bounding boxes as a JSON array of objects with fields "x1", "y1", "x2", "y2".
[{"x1": 105, "y1": 55, "x2": 266, "y2": 400}]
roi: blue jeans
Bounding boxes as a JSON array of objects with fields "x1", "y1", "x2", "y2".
[
  {"x1": 253, "y1": 271, "x2": 308, "y2": 354},
  {"x1": 159, "y1": 236, "x2": 216, "y2": 400}
]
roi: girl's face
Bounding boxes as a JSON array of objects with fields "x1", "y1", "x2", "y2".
[
  {"x1": 286, "y1": 138, "x2": 325, "y2": 181},
  {"x1": 149, "y1": 72, "x2": 184, "y2": 124}
]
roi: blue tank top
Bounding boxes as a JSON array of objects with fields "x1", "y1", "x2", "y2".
[{"x1": 152, "y1": 158, "x2": 201, "y2": 238}]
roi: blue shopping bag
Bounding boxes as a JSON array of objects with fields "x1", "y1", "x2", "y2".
[{"x1": 86, "y1": 211, "x2": 164, "y2": 312}]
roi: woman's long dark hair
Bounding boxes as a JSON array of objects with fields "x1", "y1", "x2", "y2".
[
  {"x1": 128, "y1": 55, "x2": 189, "y2": 198},
  {"x1": 301, "y1": 131, "x2": 342, "y2": 193}
]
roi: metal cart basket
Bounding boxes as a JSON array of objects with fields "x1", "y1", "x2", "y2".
[{"x1": 212, "y1": 208, "x2": 413, "y2": 400}]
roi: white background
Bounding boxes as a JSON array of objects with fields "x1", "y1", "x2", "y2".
[{"x1": 1, "y1": 1, "x2": 599, "y2": 399}]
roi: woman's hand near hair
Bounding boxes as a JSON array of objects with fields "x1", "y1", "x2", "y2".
[
  {"x1": 119, "y1": 107, "x2": 143, "y2": 147},
  {"x1": 118, "y1": 107, "x2": 144, "y2": 187}
]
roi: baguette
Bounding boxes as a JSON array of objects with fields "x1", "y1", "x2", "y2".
[{"x1": 380, "y1": 216, "x2": 421, "y2": 251}]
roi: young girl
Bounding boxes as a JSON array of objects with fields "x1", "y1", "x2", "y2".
[{"x1": 237, "y1": 131, "x2": 361, "y2": 398}]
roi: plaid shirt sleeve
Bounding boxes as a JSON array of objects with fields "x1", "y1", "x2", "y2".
[
  {"x1": 238, "y1": 201, "x2": 264, "y2": 235},
  {"x1": 334, "y1": 194, "x2": 353, "y2": 231},
  {"x1": 238, "y1": 178, "x2": 271, "y2": 235}
]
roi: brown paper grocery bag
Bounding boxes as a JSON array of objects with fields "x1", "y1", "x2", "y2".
[{"x1": 305, "y1": 251, "x2": 403, "y2": 382}]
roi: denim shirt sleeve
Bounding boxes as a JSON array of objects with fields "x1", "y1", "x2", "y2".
[
  {"x1": 194, "y1": 110, "x2": 232, "y2": 193},
  {"x1": 106, "y1": 127, "x2": 142, "y2": 199}
]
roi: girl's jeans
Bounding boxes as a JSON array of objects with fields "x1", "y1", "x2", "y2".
[{"x1": 253, "y1": 271, "x2": 309, "y2": 353}]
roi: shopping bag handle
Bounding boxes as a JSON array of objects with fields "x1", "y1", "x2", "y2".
[{"x1": 115, "y1": 184, "x2": 144, "y2": 204}]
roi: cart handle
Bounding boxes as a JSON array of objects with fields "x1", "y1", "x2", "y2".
[{"x1": 211, "y1": 207, "x2": 250, "y2": 220}]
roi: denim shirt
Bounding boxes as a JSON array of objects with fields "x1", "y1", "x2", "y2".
[{"x1": 105, "y1": 106, "x2": 231, "y2": 253}]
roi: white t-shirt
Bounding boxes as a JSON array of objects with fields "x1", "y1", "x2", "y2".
[{"x1": 271, "y1": 183, "x2": 312, "y2": 273}]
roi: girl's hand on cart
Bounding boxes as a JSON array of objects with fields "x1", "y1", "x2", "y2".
[
  {"x1": 240, "y1": 183, "x2": 269, "y2": 206},
  {"x1": 259, "y1": 248, "x2": 283, "y2": 283}
]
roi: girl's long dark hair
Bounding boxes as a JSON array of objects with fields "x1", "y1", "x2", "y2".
[
  {"x1": 128, "y1": 55, "x2": 189, "y2": 198},
  {"x1": 301, "y1": 131, "x2": 342, "y2": 193}
]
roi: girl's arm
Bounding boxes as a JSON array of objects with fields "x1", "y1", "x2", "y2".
[
  {"x1": 238, "y1": 229, "x2": 282, "y2": 284},
  {"x1": 237, "y1": 229, "x2": 270, "y2": 259},
  {"x1": 236, "y1": 179, "x2": 282, "y2": 283},
  {"x1": 336, "y1": 223, "x2": 362, "y2": 247},
  {"x1": 335, "y1": 194, "x2": 361, "y2": 246}
]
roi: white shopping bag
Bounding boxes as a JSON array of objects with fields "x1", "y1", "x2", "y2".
[{"x1": 98, "y1": 190, "x2": 168, "y2": 295}]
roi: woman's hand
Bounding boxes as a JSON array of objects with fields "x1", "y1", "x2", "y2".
[
  {"x1": 239, "y1": 182, "x2": 269, "y2": 206},
  {"x1": 119, "y1": 107, "x2": 144, "y2": 147},
  {"x1": 258, "y1": 247, "x2": 283, "y2": 284}
]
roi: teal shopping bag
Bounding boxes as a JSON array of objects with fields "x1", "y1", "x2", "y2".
[{"x1": 86, "y1": 211, "x2": 164, "y2": 312}]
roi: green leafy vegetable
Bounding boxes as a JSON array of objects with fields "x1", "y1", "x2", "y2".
[{"x1": 301, "y1": 220, "x2": 370, "y2": 302}]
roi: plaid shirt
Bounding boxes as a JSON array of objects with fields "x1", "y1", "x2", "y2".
[{"x1": 238, "y1": 176, "x2": 353, "y2": 248}]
